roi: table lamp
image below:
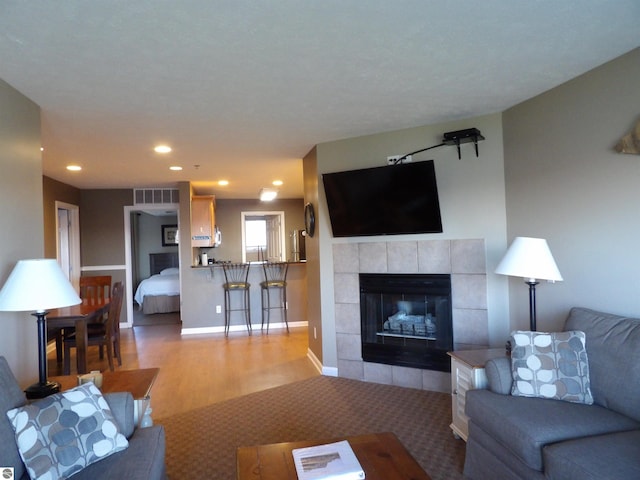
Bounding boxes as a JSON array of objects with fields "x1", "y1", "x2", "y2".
[
  {"x1": 495, "y1": 237, "x2": 563, "y2": 331},
  {"x1": 0, "y1": 259, "x2": 81, "y2": 398}
]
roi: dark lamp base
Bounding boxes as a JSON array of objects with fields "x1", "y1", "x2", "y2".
[{"x1": 25, "y1": 381, "x2": 61, "y2": 400}]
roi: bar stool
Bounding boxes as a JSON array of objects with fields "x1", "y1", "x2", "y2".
[
  {"x1": 222, "y1": 263, "x2": 252, "y2": 336},
  {"x1": 260, "y1": 262, "x2": 289, "y2": 334}
]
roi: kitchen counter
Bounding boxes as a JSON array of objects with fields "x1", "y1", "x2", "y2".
[
  {"x1": 182, "y1": 261, "x2": 307, "y2": 332},
  {"x1": 191, "y1": 260, "x2": 307, "y2": 269}
]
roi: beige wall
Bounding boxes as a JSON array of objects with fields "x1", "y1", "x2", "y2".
[
  {"x1": 209, "y1": 198, "x2": 305, "y2": 264},
  {"x1": 0, "y1": 79, "x2": 43, "y2": 385},
  {"x1": 303, "y1": 147, "x2": 322, "y2": 363},
  {"x1": 79, "y1": 189, "x2": 132, "y2": 322},
  {"x1": 313, "y1": 114, "x2": 508, "y2": 368},
  {"x1": 502, "y1": 47, "x2": 640, "y2": 330},
  {"x1": 80, "y1": 189, "x2": 133, "y2": 266}
]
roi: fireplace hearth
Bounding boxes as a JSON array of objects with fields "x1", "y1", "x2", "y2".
[{"x1": 360, "y1": 273, "x2": 453, "y2": 372}]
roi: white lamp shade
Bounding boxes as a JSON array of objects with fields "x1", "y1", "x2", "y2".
[
  {"x1": 495, "y1": 237, "x2": 563, "y2": 282},
  {"x1": 0, "y1": 259, "x2": 82, "y2": 312}
]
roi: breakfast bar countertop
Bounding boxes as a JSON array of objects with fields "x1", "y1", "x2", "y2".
[{"x1": 190, "y1": 260, "x2": 307, "y2": 269}]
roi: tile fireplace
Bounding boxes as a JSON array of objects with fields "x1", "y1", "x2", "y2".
[{"x1": 333, "y1": 239, "x2": 488, "y2": 392}]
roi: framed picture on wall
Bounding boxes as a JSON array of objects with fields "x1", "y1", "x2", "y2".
[{"x1": 162, "y1": 224, "x2": 179, "y2": 246}]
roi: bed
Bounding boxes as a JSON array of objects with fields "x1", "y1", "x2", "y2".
[{"x1": 134, "y1": 252, "x2": 180, "y2": 314}]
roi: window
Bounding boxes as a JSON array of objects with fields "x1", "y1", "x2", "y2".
[{"x1": 245, "y1": 219, "x2": 266, "y2": 249}]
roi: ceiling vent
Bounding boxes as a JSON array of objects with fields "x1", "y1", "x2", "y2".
[{"x1": 134, "y1": 188, "x2": 180, "y2": 206}]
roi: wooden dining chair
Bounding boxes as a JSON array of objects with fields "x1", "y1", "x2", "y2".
[
  {"x1": 80, "y1": 275, "x2": 112, "y2": 305},
  {"x1": 107, "y1": 281, "x2": 124, "y2": 367},
  {"x1": 54, "y1": 275, "x2": 112, "y2": 365},
  {"x1": 63, "y1": 281, "x2": 123, "y2": 374}
]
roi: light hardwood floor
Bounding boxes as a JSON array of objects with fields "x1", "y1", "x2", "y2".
[{"x1": 47, "y1": 324, "x2": 320, "y2": 420}]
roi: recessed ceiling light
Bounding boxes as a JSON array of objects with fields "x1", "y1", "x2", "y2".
[
  {"x1": 272, "y1": 180, "x2": 283, "y2": 186},
  {"x1": 66, "y1": 165, "x2": 82, "y2": 171},
  {"x1": 154, "y1": 145, "x2": 172, "y2": 154},
  {"x1": 169, "y1": 166, "x2": 182, "y2": 171},
  {"x1": 218, "y1": 180, "x2": 229, "y2": 186}
]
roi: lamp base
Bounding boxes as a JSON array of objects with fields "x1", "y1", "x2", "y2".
[{"x1": 25, "y1": 380, "x2": 61, "y2": 400}]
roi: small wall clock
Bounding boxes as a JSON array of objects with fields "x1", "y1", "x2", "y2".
[{"x1": 304, "y1": 202, "x2": 315, "y2": 238}]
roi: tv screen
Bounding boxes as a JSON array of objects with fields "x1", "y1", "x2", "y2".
[{"x1": 322, "y1": 160, "x2": 443, "y2": 237}]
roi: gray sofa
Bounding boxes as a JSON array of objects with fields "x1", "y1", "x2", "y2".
[
  {"x1": 0, "y1": 356, "x2": 167, "y2": 480},
  {"x1": 463, "y1": 307, "x2": 640, "y2": 480}
]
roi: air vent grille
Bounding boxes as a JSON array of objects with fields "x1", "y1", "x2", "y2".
[{"x1": 134, "y1": 188, "x2": 180, "y2": 205}]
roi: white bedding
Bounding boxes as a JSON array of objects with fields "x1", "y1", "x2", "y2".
[{"x1": 134, "y1": 272, "x2": 180, "y2": 306}]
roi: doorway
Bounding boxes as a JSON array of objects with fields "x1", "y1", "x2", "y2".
[
  {"x1": 240, "y1": 211, "x2": 285, "y2": 262},
  {"x1": 124, "y1": 205, "x2": 179, "y2": 327},
  {"x1": 55, "y1": 201, "x2": 81, "y2": 291}
]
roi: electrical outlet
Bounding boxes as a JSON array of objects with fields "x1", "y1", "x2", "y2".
[
  {"x1": 387, "y1": 154, "x2": 412, "y2": 165},
  {"x1": 314, "y1": 327, "x2": 317, "y2": 339},
  {"x1": 216, "y1": 305, "x2": 222, "y2": 314}
]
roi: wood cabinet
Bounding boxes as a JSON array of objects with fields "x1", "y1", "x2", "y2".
[
  {"x1": 191, "y1": 195, "x2": 216, "y2": 247},
  {"x1": 448, "y1": 348, "x2": 504, "y2": 441}
]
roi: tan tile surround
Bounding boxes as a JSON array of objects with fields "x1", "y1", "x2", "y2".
[{"x1": 333, "y1": 239, "x2": 488, "y2": 393}]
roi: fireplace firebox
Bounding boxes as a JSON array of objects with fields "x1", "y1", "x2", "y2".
[{"x1": 360, "y1": 273, "x2": 452, "y2": 372}]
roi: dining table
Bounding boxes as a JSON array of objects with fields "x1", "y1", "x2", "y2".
[{"x1": 47, "y1": 298, "x2": 111, "y2": 374}]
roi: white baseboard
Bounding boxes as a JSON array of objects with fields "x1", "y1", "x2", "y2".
[
  {"x1": 181, "y1": 321, "x2": 307, "y2": 335},
  {"x1": 307, "y1": 347, "x2": 338, "y2": 376}
]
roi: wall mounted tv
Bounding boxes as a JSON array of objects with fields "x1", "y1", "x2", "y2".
[{"x1": 322, "y1": 160, "x2": 443, "y2": 237}]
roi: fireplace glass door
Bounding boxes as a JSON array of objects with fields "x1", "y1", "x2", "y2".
[{"x1": 360, "y1": 273, "x2": 452, "y2": 372}]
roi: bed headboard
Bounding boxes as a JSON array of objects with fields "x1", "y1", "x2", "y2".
[{"x1": 150, "y1": 252, "x2": 179, "y2": 275}]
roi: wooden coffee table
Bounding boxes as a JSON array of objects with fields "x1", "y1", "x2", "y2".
[
  {"x1": 236, "y1": 432, "x2": 431, "y2": 480},
  {"x1": 50, "y1": 368, "x2": 160, "y2": 426}
]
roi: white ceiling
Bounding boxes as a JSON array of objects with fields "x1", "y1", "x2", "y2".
[{"x1": 1, "y1": 1, "x2": 639, "y2": 199}]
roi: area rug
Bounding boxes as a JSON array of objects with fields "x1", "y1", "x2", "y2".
[{"x1": 159, "y1": 375, "x2": 465, "y2": 480}]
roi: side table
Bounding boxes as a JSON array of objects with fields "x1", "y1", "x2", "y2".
[
  {"x1": 50, "y1": 368, "x2": 160, "y2": 427},
  {"x1": 448, "y1": 348, "x2": 505, "y2": 441}
]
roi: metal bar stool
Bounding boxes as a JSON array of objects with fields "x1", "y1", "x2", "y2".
[
  {"x1": 260, "y1": 262, "x2": 289, "y2": 334},
  {"x1": 222, "y1": 263, "x2": 252, "y2": 336}
]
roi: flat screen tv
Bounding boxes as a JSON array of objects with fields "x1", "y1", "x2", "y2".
[{"x1": 322, "y1": 160, "x2": 443, "y2": 237}]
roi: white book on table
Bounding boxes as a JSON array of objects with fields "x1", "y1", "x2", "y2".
[{"x1": 292, "y1": 440, "x2": 365, "y2": 480}]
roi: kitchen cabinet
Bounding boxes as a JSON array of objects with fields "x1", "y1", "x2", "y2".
[
  {"x1": 448, "y1": 348, "x2": 504, "y2": 441},
  {"x1": 191, "y1": 195, "x2": 216, "y2": 247}
]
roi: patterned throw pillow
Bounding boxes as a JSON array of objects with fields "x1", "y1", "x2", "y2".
[
  {"x1": 6, "y1": 383, "x2": 128, "y2": 480},
  {"x1": 510, "y1": 330, "x2": 593, "y2": 404}
]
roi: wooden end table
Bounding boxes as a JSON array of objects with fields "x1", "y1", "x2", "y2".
[
  {"x1": 448, "y1": 348, "x2": 505, "y2": 440},
  {"x1": 50, "y1": 368, "x2": 160, "y2": 427},
  {"x1": 236, "y1": 432, "x2": 431, "y2": 480}
]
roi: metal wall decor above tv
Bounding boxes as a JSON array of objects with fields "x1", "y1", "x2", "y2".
[{"x1": 322, "y1": 160, "x2": 443, "y2": 237}]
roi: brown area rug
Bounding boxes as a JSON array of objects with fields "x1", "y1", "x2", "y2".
[{"x1": 159, "y1": 376, "x2": 465, "y2": 480}]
